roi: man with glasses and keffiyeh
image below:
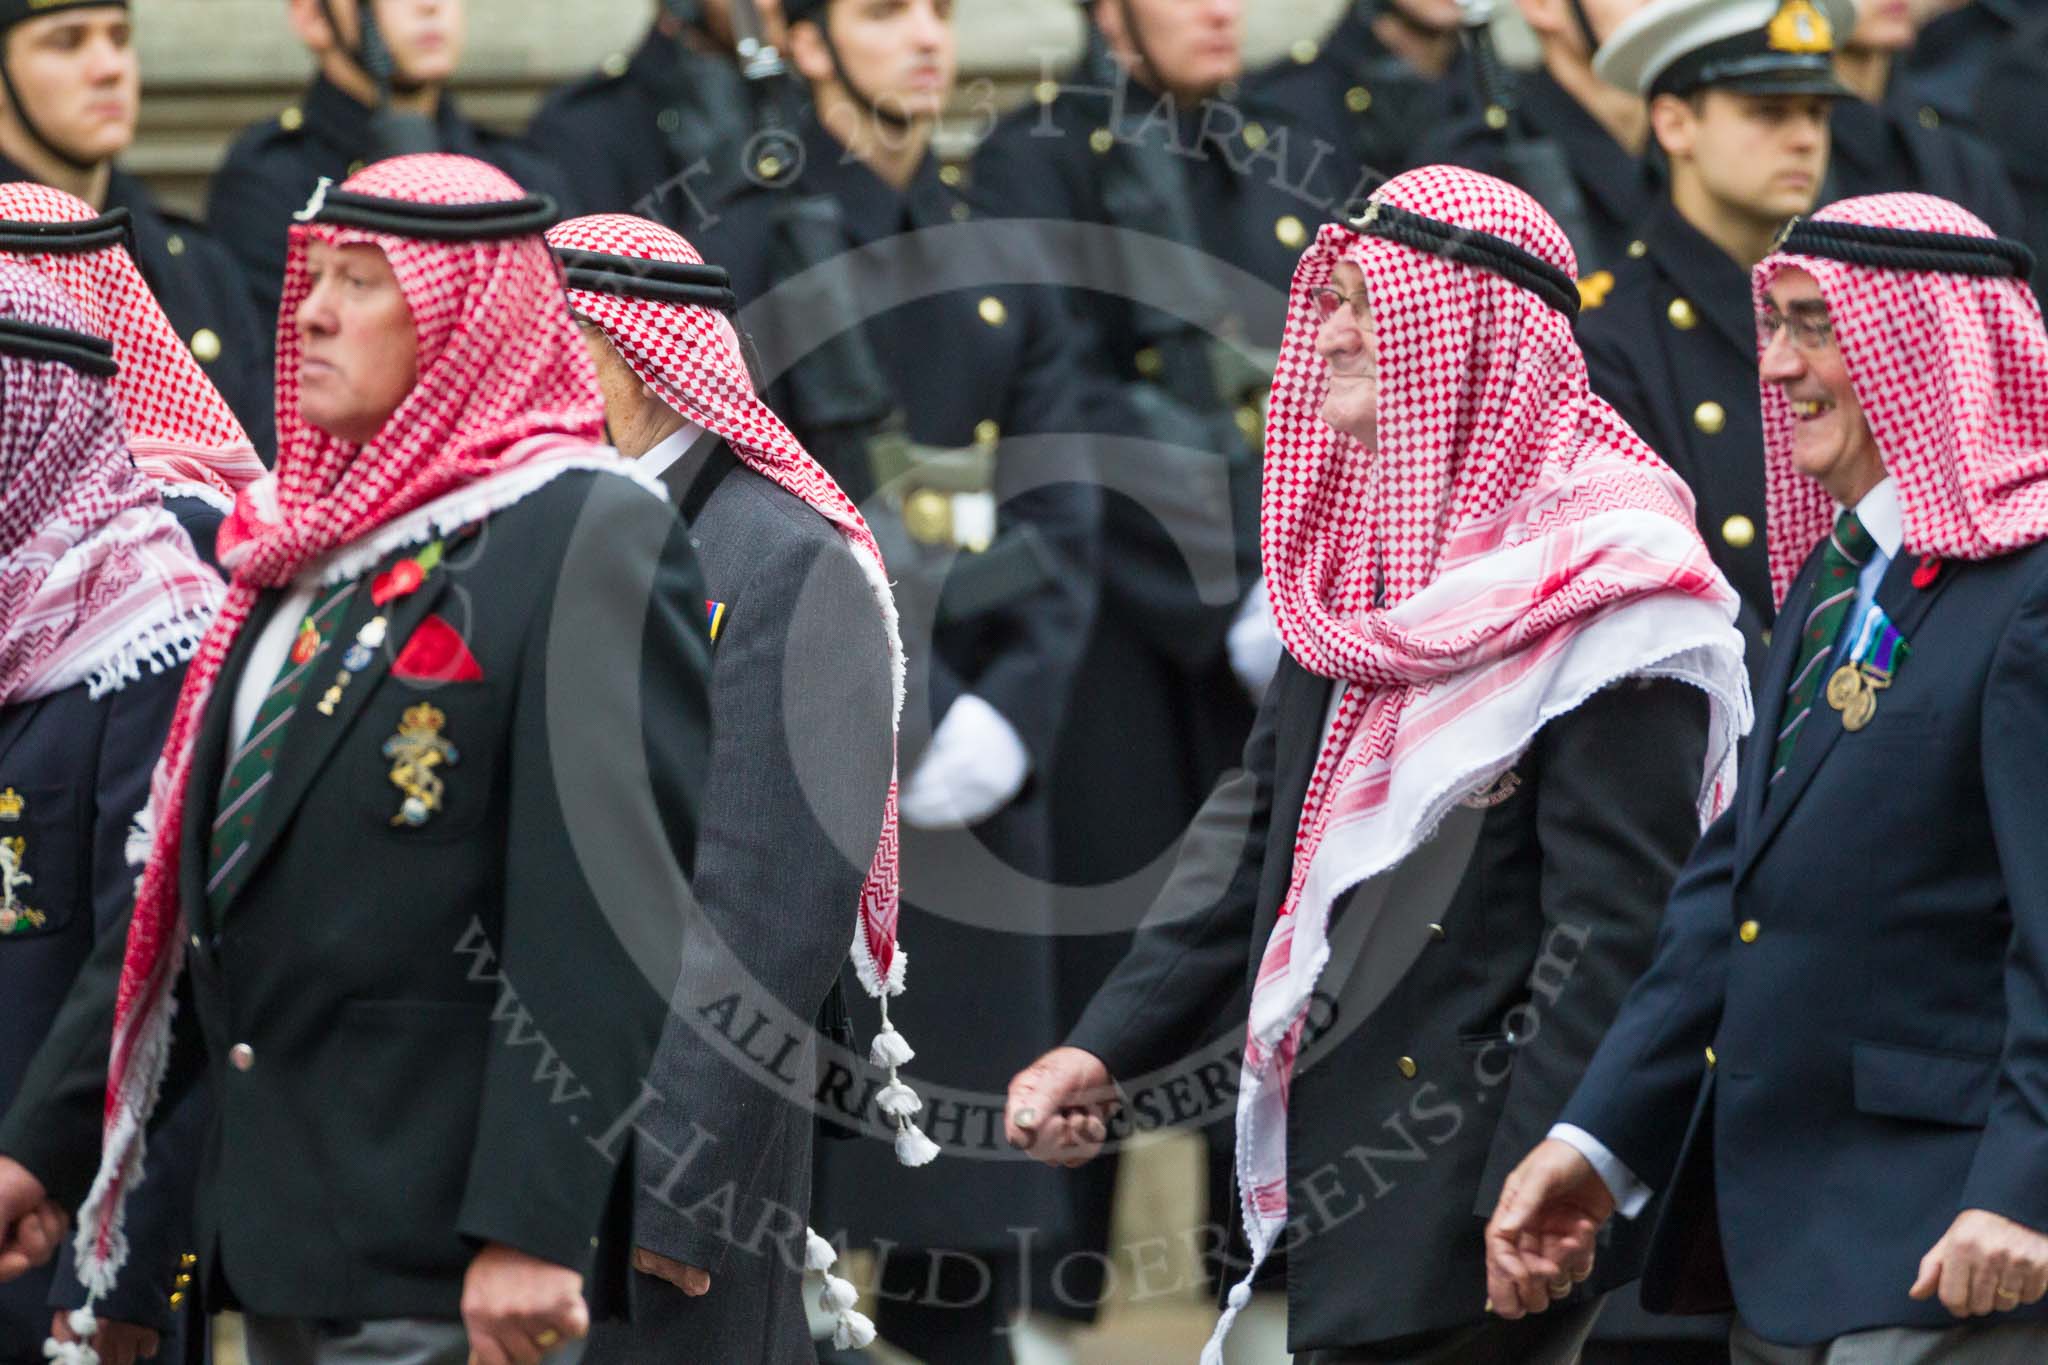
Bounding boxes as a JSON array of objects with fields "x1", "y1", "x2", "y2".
[{"x1": 1490, "y1": 193, "x2": 2048, "y2": 1364}]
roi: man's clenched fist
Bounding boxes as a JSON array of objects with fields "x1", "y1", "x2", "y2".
[
  {"x1": 461, "y1": 1243, "x2": 586, "y2": 1365},
  {"x1": 0, "y1": 1156, "x2": 63, "y2": 1283},
  {"x1": 1004, "y1": 1046, "x2": 1118, "y2": 1167}
]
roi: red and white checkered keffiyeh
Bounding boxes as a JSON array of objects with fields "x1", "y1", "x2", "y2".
[
  {"x1": 546, "y1": 210, "x2": 921, "y2": 1085},
  {"x1": 1756, "y1": 194, "x2": 2048, "y2": 603},
  {"x1": 69, "y1": 155, "x2": 649, "y2": 1304},
  {"x1": 0, "y1": 259, "x2": 220, "y2": 707},
  {"x1": 1206, "y1": 166, "x2": 1752, "y2": 1363},
  {"x1": 0, "y1": 182, "x2": 264, "y2": 507}
]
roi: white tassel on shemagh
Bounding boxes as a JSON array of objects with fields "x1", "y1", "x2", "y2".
[
  {"x1": 43, "y1": 1306, "x2": 100, "y2": 1365},
  {"x1": 803, "y1": 1228, "x2": 876, "y2": 1350},
  {"x1": 869, "y1": 994, "x2": 937, "y2": 1167}
]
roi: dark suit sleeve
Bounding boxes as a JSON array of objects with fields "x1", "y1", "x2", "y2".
[
  {"x1": 203, "y1": 141, "x2": 306, "y2": 331},
  {"x1": 1063, "y1": 665, "x2": 1278, "y2": 1081},
  {"x1": 1559, "y1": 798, "x2": 1739, "y2": 1202},
  {"x1": 633, "y1": 526, "x2": 893, "y2": 1274},
  {"x1": 1963, "y1": 561, "x2": 2048, "y2": 1232},
  {"x1": 0, "y1": 674, "x2": 203, "y2": 1213},
  {"x1": 455, "y1": 479, "x2": 713, "y2": 1272},
  {"x1": 1477, "y1": 680, "x2": 1710, "y2": 1209}
]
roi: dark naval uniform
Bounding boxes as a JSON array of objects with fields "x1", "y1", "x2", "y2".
[
  {"x1": 1416, "y1": 69, "x2": 1659, "y2": 281},
  {"x1": 0, "y1": 669, "x2": 205, "y2": 1365},
  {"x1": 1580, "y1": 203, "x2": 1772, "y2": 690},
  {"x1": 204, "y1": 76, "x2": 569, "y2": 329},
  {"x1": 527, "y1": 24, "x2": 760, "y2": 222},
  {"x1": 0, "y1": 471, "x2": 712, "y2": 1335},
  {"x1": 1827, "y1": 89, "x2": 2022, "y2": 240},
  {"x1": 699, "y1": 116, "x2": 1101, "y2": 1357}
]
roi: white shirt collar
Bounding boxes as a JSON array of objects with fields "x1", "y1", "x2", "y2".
[
  {"x1": 635, "y1": 422, "x2": 706, "y2": 480},
  {"x1": 1846, "y1": 477, "x2": 1902, "y2": 560}
]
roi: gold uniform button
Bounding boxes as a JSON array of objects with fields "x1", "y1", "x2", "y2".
[
  {"x1": 601, "y1": 51, "x2": 629, "y2": 78},
  {"x1": 1275, "y1": 214, "x2": 1307, "y2": 249},
  {"x1": 939, "y1": 163, "x2": 963, "y2": 187},
  {"x1": 1397, "y1": 1056, "x2": 1418, "y2": 1080},
  {"x1": 1484, "y1": 104, "x2": 1509, "y2": 130},
  {"x1": 1235, "y1": 404, "x2": 1260, "y2": 439},
  {"x1": 1721, "y1": 513, "x2": 1756, "y2": 548},
  {"x1": 902, "y1": 488, "x2": 952, "y2": 545},
  {"x1": 950, "y1": 202, "x2": 971, "y2": 222},
  {"x1": 1628, "y1": 238, "x2": 1648, "y2": 259},
  {"x1": 278, "y1": 106, "x2": 304, "y2": 133},
  {"x1": 1694, "y1": 400, "x2": 1727, "y2": 435},
  {"x1": 1034, "y1": 80, "x2": 1060, "y2": 106},
  {"x1": 977, "y1": 295, "x2": 1008, "y2": 327},
  {"x1": 1134, "y1": 346, "x2": 1164, "y2": 378},
  {"x1": 973, "y1": 418, "x2": 1000, "y2": 446},
  {"x1": 175, "y1": 1272, "x2": 193, "y2": 1287},
  {"x1": 1428, "y1": 921, "x2": 1446, "y2": 942},
  {"x1": 1738, "y1": 920, "x2": 1760, "y2": 944},
  {"x1": 347, "y1": 159, "x2": 365, "y2": 176},
  {"x1": 190, "y1": 328, "x2": 221, "y2": 364},
  {"x1": 166, "y1": 233, "x2": 186, "y2": 257},
  {"x1": 1667, "y1": 297, "x2": 1698, "y2": 330},
  {"x1": 181, "y1": 1253, "x2": 197, "y2": 1268},
  {"x1": 1706, "y1": 1046, "x2": 1717, "y2": 1068},
  {"x1": 189, "y1": 933, "x2": 201, "y2": 950},
  {"x1": 1089, "y1": 128, "x2": 1115, "y2": 155},
  {"x1": 1762, "y1": 628, "x2": 1773, "y2": 647},
  {"x1": 1918, "y1": 106, "x2": 1941, "y2": 129},
  {"x1": 169, "y1": 1291, "x2": 185, "y2": 1308},
  {"x1": 1243, "y1": 123, "x2": 1269, "y2": 151},
  {"x1": 1346, "y1": 85, "x2": 1373, "y2": 114},
  {"x1": 229, "y1": 1042, "x2": 255, "y2": 1072},
  {"x1": 1292, "y1": 38, "x2": 1319, "y2": 64},
  {"x1": 756, "y1": 154, "x2": 784, "y2": 180}
]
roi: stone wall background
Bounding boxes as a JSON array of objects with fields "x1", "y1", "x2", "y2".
[{"x1": 129, "y1": 0, "x2": 1370, "y2": 212}]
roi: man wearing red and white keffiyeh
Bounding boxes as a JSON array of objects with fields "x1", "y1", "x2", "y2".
[
  {"x1": 0, "y1": 154, "x2": 714, "y2": 1365},
  {"x1": 0, "y1": 181, "x2": 265, "y2": 561},
  {"x1": 548, "y1": 211, "x2": 918, "y2": 1361},
  {"x1": 1007, "y1": 164, "x2": 1750, "y2": 1363},
  {"x1": 1490, "y1": 194, "x2": 2048, "y2": 1360}
]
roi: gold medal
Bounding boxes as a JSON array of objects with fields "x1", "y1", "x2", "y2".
[
  {"x1": 1842, "y1": 686, "x2": 1877, "y2": 731},
  {"x1": 1825, "y1": 663, "x2": 1864, "y2": 713}
]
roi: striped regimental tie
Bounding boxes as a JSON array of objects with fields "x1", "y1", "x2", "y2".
[
  {"x1": 1771, "y1": 509, "x2": 1877, "y2": 783},
  {"x1": 205, "y1": 581, "x2": 359, "y2": 912}
]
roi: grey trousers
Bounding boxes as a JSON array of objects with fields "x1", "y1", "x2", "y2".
[
  {"x1": 240, "y1": 1316, "x2": 472, "y2": 1365},
  {"x1": 1303, "y1": 1296, "x2": 1605, "y2": 1365},
  {"x1": 1732, "y1": 1318, "x2": 2048, "y2": 1364}
]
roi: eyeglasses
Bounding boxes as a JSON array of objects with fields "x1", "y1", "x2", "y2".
[
  {"x1": 1312, "y1": 284, "x2": 1370, "y2": 325},
  {"x1": 1757, "y1": 307, "x2": 1836, "y2": 351}
]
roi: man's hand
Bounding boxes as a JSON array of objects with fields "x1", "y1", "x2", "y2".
[
  {"x1": 631, "y1": 1247, "x2": 709, "y2": 1297},
  {"x1": 461, "y1": 1243, "x2": 587, "y2": 1365},
  {"x1": 1483, "y1": 1138, "x2": 1617, "y2": 1319},
  {"x1": 0, "y1": 1156, "x2": 63, "y2": 1283},
  {"x1": 50, "y1": 1310, "x2": 159, "y2": 1365},
  {"x1": 1004, "y1": 1047, "x2": 1118, "y2": 1167},
  {"x1": 1910, "y1": 1209, "x2": 2048, "y2": 1317}
]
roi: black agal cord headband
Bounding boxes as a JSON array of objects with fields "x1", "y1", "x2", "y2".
[
  {"x1": 293, "y1": 179, "x2": 557, "y2": 241},
  {"x1": 0, "y1": 207, "x2": 134, "y2": 256},
  {"x1": 551, "y1": 247, "x2": 739, "y2": 314},
  {"x1": 1772, "y1": 215, "x2": 2037, "y2": 282},
  {"x1": 1349, "y1": 200, "x2": 1582, "y2": 319},
  {"x1": 0, "y1": 317, "x2": 116, "y2": 376}
]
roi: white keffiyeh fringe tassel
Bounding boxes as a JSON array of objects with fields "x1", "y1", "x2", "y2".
[
  {"x1": 44, "y1": 1306, "x2": 100, "y2": 1365},
  {"x1": 804, "y1": 1229, "x2": 876, "y2": 1350},
  {"x1": 868, "y1": 992, "x2": 937, "y2": 1167}
]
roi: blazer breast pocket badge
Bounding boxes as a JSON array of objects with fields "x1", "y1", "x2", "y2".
[
  {"x1": 0, "y1": 787, "x2": 44, "y2": 934},
  {"x1": 382, "y1": 704, "x2": 460, "y2": 828}
]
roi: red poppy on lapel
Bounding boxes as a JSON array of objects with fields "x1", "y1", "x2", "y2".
[
  {"x1": 392, "y1": 613, "x2": 483, "y2": 683},
  {"x1": 1912, "y1": 555, "x2": 1943, "y2": 589}
]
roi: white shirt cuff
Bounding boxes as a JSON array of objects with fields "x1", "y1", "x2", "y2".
[{"x1": 1548, "y1": 1123, "x2": 1653, "y2": 1219}]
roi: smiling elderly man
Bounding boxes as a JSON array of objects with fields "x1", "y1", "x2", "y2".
[{"x1": 1489, "y1": 193, "x2": 2048, "y2": 1365}]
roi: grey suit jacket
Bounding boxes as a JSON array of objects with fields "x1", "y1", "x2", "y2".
[{"x1": 586, "y1": 440, "x2": 895, "y2": 1365}]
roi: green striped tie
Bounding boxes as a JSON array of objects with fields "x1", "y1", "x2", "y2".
[
  {"x1": 205, "y1": 581, "x2": 358, "y2": 912},
  {"x1": 1772, "y1": 510, "x2": 1877, "y2": 783}
]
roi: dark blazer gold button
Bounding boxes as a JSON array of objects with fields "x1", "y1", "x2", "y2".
[
  {"x1": 1346, "y1": 86, "x2": 1373, "y2": 113},
  {"x1": 1397, "y1": 1056, "x2": 1418, "y2": 1079},
  {"x1": 977, "y1": 296, "x2": 1008, "y2": 327},
  {"x1": 1738, "y1": 920, "x2": 1760, "y2": 944},
  {"x1": 1721, "y1": 513, "x2": 1755, "y2": 548},
  {"x1": 1668, "y1": 298, "x2": 1698, "y2": 330},
  {"x1": 1706, "y1": 1046, "x2": 1717, "y2": 1067},
  {"x1": 1428, "y1": 922, "x2": 1446, "y2": 941},
  {"x1": 1275, "y1": 215, "x2": 1307, "y2": 249},
  {"x1": 1695, "y1": 400, "x2": 1727, "y2": 435},
  {"x1": 190, "y1": 328, "x2": 222, "y2": 364}
]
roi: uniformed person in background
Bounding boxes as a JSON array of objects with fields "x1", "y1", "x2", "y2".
[
  {"x1": 1579, "y1": 0, "x2": 1853, "y2": 698},
  {"x1": 205, "y1": 0, "x2": 564, "y2": 333},
  {"x1": 528, "y1": 0, "x2": 794, "y2": 222},
  {"x1": 1242, "y1": 0, "x2": 1464, "y2": 188},
  {"x1": 0, "y1": 0, "x2": 272, "y2": 459},
  {"x1": 1416, "y1": 0, "x2": 1658, "y2": 281},
  {"x1": 1827, "y1": 0, "x2": 2021, "y2": 235},
  {"x1": 695, "y1": 1, "x2": 1102, "y2": 1359}
]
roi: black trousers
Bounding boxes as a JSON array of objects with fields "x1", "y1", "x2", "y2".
[{"x1": 1304, "y1": 1296, "x2": 1604, "y2": 1365}]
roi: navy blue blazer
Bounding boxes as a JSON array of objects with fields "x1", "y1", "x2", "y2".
[
  {"x1": 1563, "y1": 532, "x2": 2048, "y2": 1344},
  {"x1": 0, "y1": 668, "x2": 200, "y2": 1360}
]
